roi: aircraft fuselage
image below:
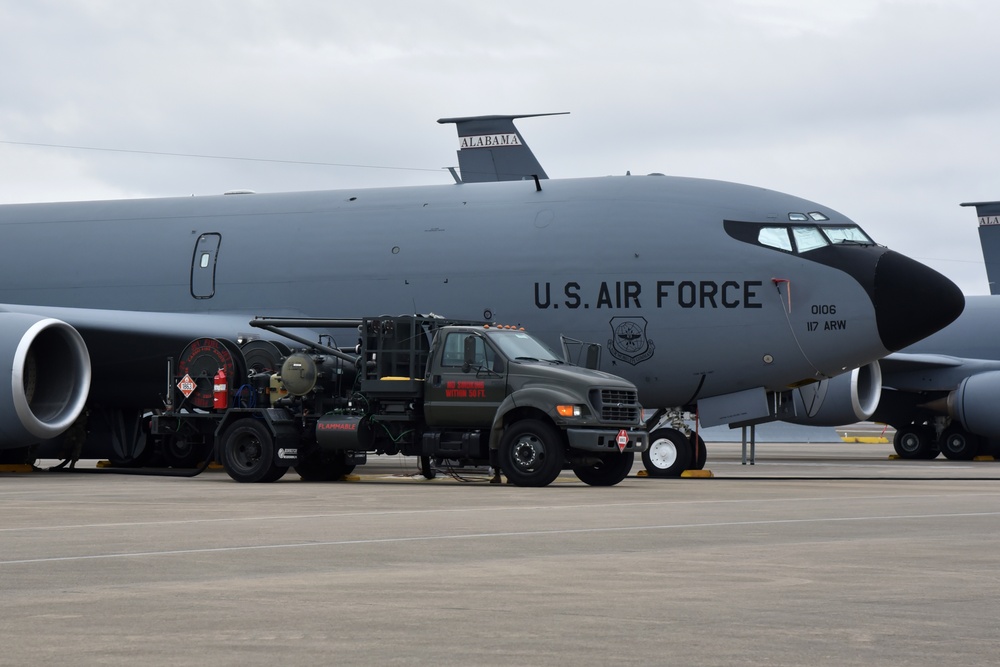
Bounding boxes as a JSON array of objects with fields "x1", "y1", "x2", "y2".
[{"x1": 0, "y1": 174, "x2": 961, "y2": 411}]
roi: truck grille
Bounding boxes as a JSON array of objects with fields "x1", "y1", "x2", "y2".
[{"x1": 591, "y1": 388, "x2": 640, "y2": 422}]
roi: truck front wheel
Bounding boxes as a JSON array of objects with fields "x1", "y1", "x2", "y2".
[
  {"x1": 499, "y1": 420, "x2": 565, "y2": 487},
  {"x1": 220, "y1": 418, "x2": 286, "y2": 483},
  {"x1": 572, "y1": 451, "x2": 634, "y2": 486}
]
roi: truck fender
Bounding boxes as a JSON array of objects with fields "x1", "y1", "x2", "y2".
[{"x1": 488, "y1": 385, "x2": 580, "y2": 450}]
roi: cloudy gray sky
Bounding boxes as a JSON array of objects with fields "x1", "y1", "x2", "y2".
[{"x1": 1, "y1": 0, "x2": 997, "y2": 294}]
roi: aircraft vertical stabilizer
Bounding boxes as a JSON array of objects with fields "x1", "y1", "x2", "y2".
[
  {"x1": 437, "y1": 112, "x2": 567, "y2": 183},
  {"x1": 963, "y1": 201, "x2": 1000, "y2": 294}
]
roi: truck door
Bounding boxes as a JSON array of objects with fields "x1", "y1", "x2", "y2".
[
  {"x1": 191, "y1": 233, "x2": 221, "y2": 299},
  {"x1": 424, "y1": 332, "x2": 507, "y2": 427}
]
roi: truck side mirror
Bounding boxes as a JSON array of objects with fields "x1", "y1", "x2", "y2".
[
  {"x1": 462, "y1": 335, "x2": 477, "y2": 373},
  {"x1": 560, "y1": 334, "x2": 602, "y2": 369}
]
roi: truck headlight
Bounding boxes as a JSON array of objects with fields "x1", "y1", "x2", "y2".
[{"x1": 556, "y1": 405, "x2": 582, "y2": 417}]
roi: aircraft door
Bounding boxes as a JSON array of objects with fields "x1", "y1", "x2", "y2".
[
  {"x1": 191, "y1": 233, "x2": 221, "y2": 298},
  {"x1": 424, "y1": 332, "x2": 506, "y2": 427}
]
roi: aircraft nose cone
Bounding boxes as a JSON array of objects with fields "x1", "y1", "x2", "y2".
[{"x1": 873, "y1": 250, "x2": 965, "y2": 351}]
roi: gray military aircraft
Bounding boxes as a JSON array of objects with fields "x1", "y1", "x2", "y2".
[
  {"x1": 845, "y1": 201, "x2": 1000, "y2": 460},
  {"x1": 0, "y1": 113, "x2": 965, "y2": 476},
  {"x1": 975, "y1": 200, "x2": 1000, "y2": 295}
]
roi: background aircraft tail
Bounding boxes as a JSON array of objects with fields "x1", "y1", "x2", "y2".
[
  {"x1": 963, "y1": 201, "x2": 1000, "y2": 294},
  {"x1": 437, "y1": 112, "x2": 567, "y2": 183}
]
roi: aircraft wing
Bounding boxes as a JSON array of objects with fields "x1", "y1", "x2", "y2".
[
  {"x1": 878, "y1": 351, "x2": 1000, "y2": 392},
  {"x1": 0, "y1": 304, "x2": 262, "y2": 339},
  {"x1": 878, "y1": 352, "x2": 966, "y2": 373},
  {"x1": 0, "y1": 303, "x2": 323, "y2": 408},
  {"x1": 0, "y1": 303, "x2": 269, "y2": 341}
]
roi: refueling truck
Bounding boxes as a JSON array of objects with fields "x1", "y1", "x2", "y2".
[{"x1": 150, "y1": 316, "x2": 647, "y2": 487}]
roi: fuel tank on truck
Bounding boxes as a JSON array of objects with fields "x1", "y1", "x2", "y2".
[{"x1": 314, "y1": 413, "x2": 364, "y2": 450}]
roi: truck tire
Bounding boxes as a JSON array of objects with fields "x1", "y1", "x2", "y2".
[
  {"x1": 499, "y1": 419, "x2": 565, "y2": 487},
  {"x1": 572, "y1": 452, "x2": 634, "y2": 486},
  {"x1": 220, "y1": 418, "x2": 285, "y2": 483},
  {"x1": 295, "y1": 450, "x2": 357, "y2": 481},
  {"x1": 641, "y1": 428, "x2": 691, "y2": 477}
]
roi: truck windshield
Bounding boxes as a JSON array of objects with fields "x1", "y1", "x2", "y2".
[{"x1": 487, "y1": 330, "x2": 562, "y2": 363}]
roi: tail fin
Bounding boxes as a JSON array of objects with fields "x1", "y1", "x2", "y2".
[
  {"x1": 962, "y1": 201, "x2": 1000, "y2": 294},
  {"x1": 437, "y1": 112, "x2": 568, "y2": 183}
]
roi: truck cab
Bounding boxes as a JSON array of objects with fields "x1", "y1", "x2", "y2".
[{"x1": 357, "y1": 317, "x2": 648, "y2": 486}]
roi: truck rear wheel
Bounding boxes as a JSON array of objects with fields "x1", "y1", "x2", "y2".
[
  {"x1": 220, "y1": 418, "x2": 285, "y2": 483},
  {"x1": 572, "y1": 452, "x2": 634, "y2": 486},
  {"x1": 499, "y1": 419, "x2": 565, "y2": 487}
]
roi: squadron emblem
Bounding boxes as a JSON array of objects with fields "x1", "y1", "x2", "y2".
[{"x1": 608, "y1": 317, "x2": 655, "y2": 365}]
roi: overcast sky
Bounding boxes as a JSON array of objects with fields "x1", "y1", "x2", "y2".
[{"x1": 1, "y1": 0, "x2": 997, "y2": 294}]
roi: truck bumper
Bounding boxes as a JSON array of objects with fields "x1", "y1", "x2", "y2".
[{"x1": 565, "y1": 428, "x2": 648, "y2": 453}]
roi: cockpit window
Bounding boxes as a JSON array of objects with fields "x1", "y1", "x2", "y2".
[
  {"x1": 792, "y1": 226, "x2": 829, "y2": 252},
  {"x1": 822, "y1": 226, "x2": 873, "y2": 245},
  {"x1": 727, "y1": 220, "x2": 877, "y2": 255},
  {"x1": 758, "y1": 227, "x2": 793, "y2": 252}
]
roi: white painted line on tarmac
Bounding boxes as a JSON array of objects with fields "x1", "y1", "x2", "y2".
[
  {"x1": 4, "y1": 510, "x2": 1000, "y2": 565},
  {"x1": 4, "y1": 492, "x2": 1000, "y2": 533}
]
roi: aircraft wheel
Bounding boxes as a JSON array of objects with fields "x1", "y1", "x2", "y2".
[
  {"x1": 939, "y1": 425, "x2": 982, "y2": 461},
  {"x1": 690, "y1": 433, "x2": 707, "y2": 470},
  {"x1": 642, "y1": 428, "x2": 691, "y2": 477},
  {"x1": 295, "y1": 450, "x2": 357, "y2": 481},
  {"x1": 499, "y1": 419, "x2": 565, "y2": 487},
  {"x1": 106, "y1": 440, "x2": 155, "y2": 468},
  {"x1": 572, "y1": 451, "x2": 635, "y2": 486},
  {"x1": 892, "y1": 426, "x2": 936, "y2": 460},
  {"x1": 220, "y1": 418, "x2": 284, "y2": 483},
  {"x1": 162, "y1": 435, "x2": 205, "y2": 468}
]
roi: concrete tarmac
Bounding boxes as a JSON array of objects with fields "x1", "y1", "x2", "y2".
[{"x1": 3, "y1": 442, "x2": 1000, "y2": 666}]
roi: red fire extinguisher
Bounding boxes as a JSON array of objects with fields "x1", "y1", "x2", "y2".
[{"x1": 213, "y1": 367, "x2": 228, "y2": 410}]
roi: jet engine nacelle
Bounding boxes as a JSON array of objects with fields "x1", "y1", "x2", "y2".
[
  {"x1": 784, "y1": 362, "x2": 882, "y2": 427},
  {"x1": 0, "y1": 313, "x2": 91, "y2": 449},
  {"x1": 947, "y1": 371, "x2": 1000, "y2": 439}
]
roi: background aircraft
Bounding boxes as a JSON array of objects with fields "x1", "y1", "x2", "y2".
[
  {"x1": 0, "y1": 115, "x2": 964, "y2": 476},
  {"x1": 845, "y1": 201, "x2": 1000, "y2": 460},
  {"x1": 975, "y1": 200, "x2": 1000, "y2": 296}
]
